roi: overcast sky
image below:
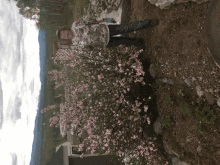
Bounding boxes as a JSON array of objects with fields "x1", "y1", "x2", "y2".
[{"x1": 0, "y1": 0, "x2": 41, "y2": 165}]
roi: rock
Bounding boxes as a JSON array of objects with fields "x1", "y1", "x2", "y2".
[
  {"x1": 196, "y1": 85, "x2": 204, "y2": 98},
  {"x1": 167, "y1": 78, "x2": 174, "y2": 85},
  {"x1": 217, "y1": 97, "x2": 220, "y2": 107},
  {"x1": 206, "y1": 0, "x2": 220, "y2": 68},
  {"x1": 196, "y1": 145, "x2": 202, "y2": 154},
  {"x1": 208, "y1": 88, "x2": 214, "y2": 94},
  {"x1": 155, "y1": 78, "x2": 174, "y2": 85},
  {"x1": 178, "y1": 161, "x2": 190, "y2": 165},
  {"x1": 163, "y1": 139, "x2": 173, "y2": 156},
  {"x1": 151, "y1": 117, "x2": 193, "y2": 165},
  {"x1": 148, "y1": 0, "x2": 175, "y2": 9},
  {"x1": 191, "y1": 77, "x2": 196, "y2": 82},
  {"x1": 184, "y1": 78, "x2": 191, "y2": 87},
  {"x1": 163, "y1": 140, "x2": 191, "y2": 165},
  {"x1": 203, "y1": 91, "x2": 215, "y2": 105},
  {"x1": 176, "y1": 0, "x2": 209, "y2": 4},
  {"x1": 171, "y1": 154, "x2": 179, "y2": 165},
  {"x1": 149, "y1": 63, "x2": 156, "y2": 78},
  {"x1": 162, "y1": 78, "x2": 173, "y2": 84},
  {"x1": 155, "y1": 78, "x2": 166, "y2": 84},
  {"x1": 147, "y1": 0, "x2": 158, "y2": 5},
  {"x1": 153, "y1": 118, "x2": 162, "y2": 135},
  {"x1": 162, "y1": 78, "x2": 168, "y2": 83},
  {"x1": 179, "y1": 79, "x2": 186, "y2": 86},
  {"x1": 148, "y1": 0, "x2": 210, "y2": 10}
]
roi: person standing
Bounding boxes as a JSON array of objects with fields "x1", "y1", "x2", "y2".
[{"x1": 55, "y1": 17, "x2": 159, "y2": 52}]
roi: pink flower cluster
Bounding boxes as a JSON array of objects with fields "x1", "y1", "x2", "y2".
[
  {"x1": 41, "y1": 44, "x2": 166, "y2": 164},
  {"x1": 49, "y1": 116, "x2": 59, "y2": 126},
  {"x1": 41, "y1": 105, "x2": 57, "y2": 113}
]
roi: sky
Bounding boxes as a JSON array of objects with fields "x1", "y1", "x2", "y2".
[{"x1": 0, "y1": 0, "x2": 41, "y2": 165}]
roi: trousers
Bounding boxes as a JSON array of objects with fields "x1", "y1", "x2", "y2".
[{"x1": 106, "y1": 20, "x2": 154, "y2": 50}]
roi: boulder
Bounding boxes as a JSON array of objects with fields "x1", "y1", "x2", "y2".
[
  {"x1": 206, "y1": 0, "x2": 220, "y2": 68},
  {"x1": 148, "y1": 0, "x2": 210, "y2": 10},
  {"x1": 148, "y1": 0, "x2": 175, "y2": 9},
  {"x1": 203, "y1": 91, "x2": 215, "y2": 105},
  {"x1": 153, "y1": 118, "x2": 162, "y2": 135}
]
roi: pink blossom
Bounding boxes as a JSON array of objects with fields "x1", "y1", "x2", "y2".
[
  {"x1": 134, "y1": 117, "x2": 139, "y2": 122},
  {"x1": 144, "y1": 105, "x2": 148, "y2": 112},
  {"x1": 80, "y1": 153, "x2": 84, "y2": 158},
  {"x1": 135, "y1": 100, "x2": 142, "y2": 107},
  {"x1": 119, "y1": 67, "x2": 124, "y2": 73},
  {"x1": 98, "y1": 75, "x2": 102, "y2": 80},
  {"x1": 45, "y1": 44, "x2": 160, "y2": 164},
  {"x1": 147, "y1": 117, "x2": 151, "y2": 124}
]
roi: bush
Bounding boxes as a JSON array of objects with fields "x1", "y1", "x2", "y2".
[
  {"x1": 195, "y1": 106, "x2": 216, "y2": 124},
  {"x1": 41, "y1": 44, "x2": 162, "y2": 164}
]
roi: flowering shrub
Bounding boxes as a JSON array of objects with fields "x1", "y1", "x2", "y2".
[{"x1": 41, "y1": 44, "x2": 165, "y2": 164}]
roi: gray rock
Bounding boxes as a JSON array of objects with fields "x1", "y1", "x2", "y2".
[
  {"x1": 148, "y1": 0, "x2": 175, "y2": 9},
  {"x1": 196, "y1": 86, "x2": 204, "y2": 98},
  {"x1": 184, "y1": 78, "x2": 191, "y2": 87},
  {"x1": 206, "y1": 0, "x2": 220, "y2": 70},
  {"x1": 155, "y1": 78, "x2": 164, "y2": 84},
  {"x1": 163, "y1": 139, "x2": 175, "y2": 155},
  {"x1": 163, "y1": 140, "x2": 190, "y2": 165},
  {"x1": 171, "y1": 154, "x2": 179, "y2": 165},
  {"x1": 217, "y1": 97, "x2": 220, "y2": 107},
  {"x1": 167, "y1": 78, "x2": 174, "y2": 85},
  {"x1": 153, "y1": 118, "x2": 162, "y2": 135},
  {"x1": 203, "y1": 91, "x2": 215, "y2": 105},
  {"x1": 179, "y1": 79, "x2": 186, "y2": 86},
  {"x1": 178, "y1": 160, "x2": 190, "y2": 165},
  {"x1": 175, "y1": 0, "x2": 209, "y2": 4},
  {"x1": 149, "y1": 63, "x2": 156, "y2": 78},
  {"x1": 147, "y1": 0, "x2": 159, "y2": 5},
  {"x1": 148, "y1": 0, "x2": 210, "y2": 10},
  {"x1": 155, "y1": 78, "x2": 174, "y2": 86},
  {"x1": 162, "y1": 78, "x2": 168, "y2": 83},
  {"x1": 196, "y1": 145, "x2": 202, "y2": 154}
]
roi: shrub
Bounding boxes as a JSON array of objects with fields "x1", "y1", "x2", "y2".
[
  {"x1": 41, "y1": 44, "x2": 163, "y2": 164},
  {"x1": 181, "y1": 101, "x2": 191, "y2": 117},
  {"x1": 195, "y1": 106, "x2": 216, "y2": 124}
]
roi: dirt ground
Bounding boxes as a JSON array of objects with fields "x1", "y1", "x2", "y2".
[
  {"x1": 68, "y1": 0, "x2": 220, "y2": 164},
  {"x1": 126, "y1": 0, "x2": 220, "y2": 165}
]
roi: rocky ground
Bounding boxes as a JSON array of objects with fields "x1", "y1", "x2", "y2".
[
  {"x1": 127, "y1": 0, "x2": 220, "y2": 165},
  {"x1": 80, "y1": 0, "x2": 220, "y2": 164}
]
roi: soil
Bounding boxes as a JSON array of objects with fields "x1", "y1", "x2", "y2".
[
  {"x1": 125, "y1": 0, "x2": 220, "y2": 165},
  {"x1": 70, "y1": 0, "x2": 220, "y2": 164}
]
